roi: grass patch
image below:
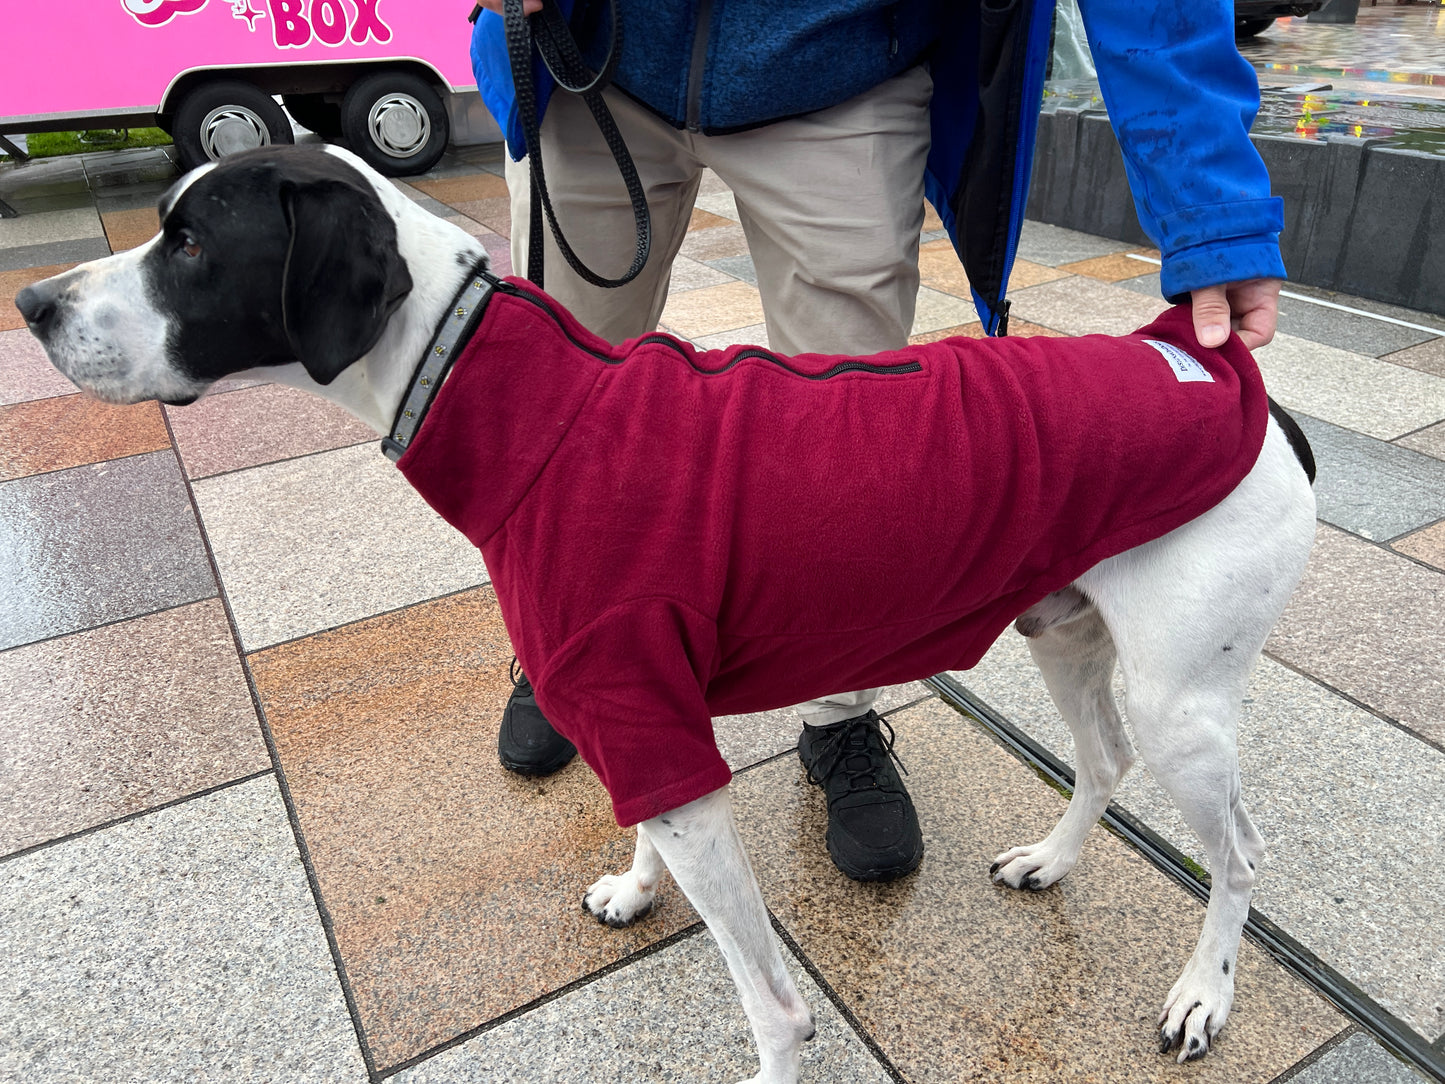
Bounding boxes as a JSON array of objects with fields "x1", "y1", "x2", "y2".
[{"x1": 20, "y1": 128, "x2": 172, "y2": 158}]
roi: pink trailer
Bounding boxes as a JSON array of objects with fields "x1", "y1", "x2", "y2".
[{"x1": 3, "y1": 0, "x2": 490, "y2": 175}]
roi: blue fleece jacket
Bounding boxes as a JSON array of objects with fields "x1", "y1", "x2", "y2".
[{"x1": 471, "y1": 0, "x2": 1285, "y2": 325}]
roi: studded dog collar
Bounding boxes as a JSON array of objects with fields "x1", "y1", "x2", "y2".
[{"x1": 382, "y1": 265, "x2": 500, "y2": 462}]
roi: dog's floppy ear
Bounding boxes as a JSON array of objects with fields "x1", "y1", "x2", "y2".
[{"x1": 279, "y1": 176, "x2": 414, "y2": 384}]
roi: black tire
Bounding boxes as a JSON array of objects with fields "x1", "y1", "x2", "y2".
[
  {"x1": 171, "y1": 80, "x2": 293, "y2": 171},
  {"x1": 282, "y1": 93, "x2": 343, "y2": 139},
  {"x1": 341, "y1": 70, "x2": 449, "y2": 177},
  {"x1": 1235, "y1": 16, "x2": 1276, "y2": 38}
]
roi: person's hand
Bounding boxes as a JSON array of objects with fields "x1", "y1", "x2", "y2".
[
  {"x1": 472, "y1": 0, "x2": 544, "y2": 14},
  {"x1": 1190, "y1": 278, "x2": 1282, "y2": 351}
]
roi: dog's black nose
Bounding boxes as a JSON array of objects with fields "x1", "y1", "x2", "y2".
[{"x1": 15, "y1": 283, "x2": 57, "y2": 333}]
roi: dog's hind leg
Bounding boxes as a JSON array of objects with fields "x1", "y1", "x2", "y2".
[
  {"x1": 992, "y1": 602, "x2": 1136, "y2": 890},
  {"x1": 1073, "y1": 425, "x2": 1315, "y2": 1061},
  {"x1": 637, "y1": 787, "x2": 815, "y2": 1084}
]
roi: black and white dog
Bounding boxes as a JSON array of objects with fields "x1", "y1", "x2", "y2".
[{"x1": 16, "y1": 145, "x2": 1316, "y2": 1083}]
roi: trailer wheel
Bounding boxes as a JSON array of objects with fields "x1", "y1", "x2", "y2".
[
  {"x1": 1235, "y1": 17, "x2": 1276, "y2": 38},
  {"x1": 172, "y1": 80, "x2": 293, "y2": 171},
  {"x1": 283, "y1": 94, "x2": 343, "y2": 139},
  {"x1": 341, "y1": 71, "x2": 448, "y2": 177}
]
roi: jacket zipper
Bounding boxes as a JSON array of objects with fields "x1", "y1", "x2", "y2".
[
  {"x1": 685, "y1": 0, "x2": 715, "y2": 132},
  {"x1": 496, "y1": 282, "x2": 924, "y2": 380}
]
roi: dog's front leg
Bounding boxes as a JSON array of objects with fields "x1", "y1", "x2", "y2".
[
  {"x1": 641, "y1": 788, "x2": 815, "y2": 1084},
  {"x1": 583, "y1": 827, "x2": 665, "y2": 927}
]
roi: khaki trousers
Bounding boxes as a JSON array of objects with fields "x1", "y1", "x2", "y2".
[{"x1": 505, "y1": 65, "x2": 933, "y2": 726}]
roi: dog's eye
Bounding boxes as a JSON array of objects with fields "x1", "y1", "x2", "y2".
[{"x1": 179, "y1": 235, "x2": 202, "y2": 258}]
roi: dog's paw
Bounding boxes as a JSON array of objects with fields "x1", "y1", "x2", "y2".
[
  {"x1": 1157, "y1": 957, "x2": 1234, "y2": 1063},
  {"x1": 989, "y1": 842, "x2": 1077, "y2": 891},
  {"x1": 582, "y1": 871, "x2": 657, "y2": 928}
]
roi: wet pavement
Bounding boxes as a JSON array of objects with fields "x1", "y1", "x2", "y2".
[{"x1": 2, "y1": 11, "x2": 1444, "y2": 1084}]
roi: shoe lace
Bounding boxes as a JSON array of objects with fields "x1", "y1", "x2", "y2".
[
  {"x1": 509, "y1": 656, "x2": 530, "y2": 692},
  {"x1": 805, "y1": 713, "x2": 909, "y2": 794}
]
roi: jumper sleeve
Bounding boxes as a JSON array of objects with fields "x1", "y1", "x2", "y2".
[
  {"x1": 531, "y1": 598, "x2": 732, "y2": 827},
  {"x1": 1075, "y1": 0, "x2": 1287, "y2": 298}
]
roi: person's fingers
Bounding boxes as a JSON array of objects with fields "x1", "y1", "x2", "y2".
[{"x1": 1191, "y1": 284, "x2": 1232, "y2": 348}]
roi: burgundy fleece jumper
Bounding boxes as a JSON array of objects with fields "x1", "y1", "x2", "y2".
[{"x1": 397, "y1": 280, "x2": 1268, "y2": 826}]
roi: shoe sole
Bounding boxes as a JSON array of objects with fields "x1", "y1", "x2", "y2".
[
  {"x1": 498, "y1": 741, "x2": 577, "y2": 777},
  {"x1": 825, "y1": 831, "x2": 924, "y2": 882}
]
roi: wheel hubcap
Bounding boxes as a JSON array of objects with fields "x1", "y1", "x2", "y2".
[
  {"x1": 367, "y1": 94, "x2": 430, "y2": 158},
  {"x1": 199, "y1": 105, "x2": 270, "y2": 159}
]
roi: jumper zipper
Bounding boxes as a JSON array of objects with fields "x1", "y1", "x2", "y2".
[{"x1": 497, "y1": 283, "x2": 924, "y2": 380}]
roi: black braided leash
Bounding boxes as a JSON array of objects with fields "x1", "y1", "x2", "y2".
[{"x1": 483, "y1": 0, "x2": 651, "y2": 290}]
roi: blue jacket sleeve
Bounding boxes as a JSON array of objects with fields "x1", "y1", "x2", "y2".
[
  {"x1": 470, "y1": 3, "x2": 574, "y2": 161},
  {"x1": 1075, "y1": 0, "x2": 1287, "y2": 297}
]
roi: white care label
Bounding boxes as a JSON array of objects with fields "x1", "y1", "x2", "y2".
[{"x1": 1143, "y1": 339, "x2": 1214, "y2": 383}]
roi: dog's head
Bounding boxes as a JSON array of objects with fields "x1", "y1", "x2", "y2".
[{"x1": 14, "y1": 145, "x2": 415, "y2": 405}]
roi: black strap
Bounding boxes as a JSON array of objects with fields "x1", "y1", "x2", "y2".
[{"x1": 503, "y1": 0, "x2": 651, "y2": 290}]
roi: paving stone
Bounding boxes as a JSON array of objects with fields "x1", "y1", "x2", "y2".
[
  {"x1": 1292, "y1": 412, "x2": 1445, "y2": 540},
  {"x1": 191, "y1": 442, "x2": 488, "y2": 651},
  {"x1": 395, "y1": 932, "x2": 892, "y2": 1084},
  {"x1": 1016, "y1": 219, "x2": 1133, "y2": 266},
  {"x1": 1287, "y1": 1032, "x2": 1432, "y2": 1084},
  {"x1": 0, "y1": 777, "x2": 368, "y2": 1083},
  {"x1": 0, "y1": 451, "x2": 216, "y2": 651},
  {"x1": 1253, "y1": 332, "x2": 1445, "y2": 440},
  {"x1": 0, "y1": 236, "x2": 110, "y2": 273}
]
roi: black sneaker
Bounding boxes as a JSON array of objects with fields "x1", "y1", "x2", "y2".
[
  {"x1": 798, "y1": 711, "x2": 923, "y2": 882},
  {"x1": 498, "y1": 658, "x2": 576, "y2": 776}
]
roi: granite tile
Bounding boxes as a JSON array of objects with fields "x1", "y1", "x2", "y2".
[
  {"x1": 450, "y1": 195, "x2": 513, "y2": 237},
  {"x1": 396, "y1": 931, "x2": 892, "y2": 1084},
  {"x1": 690, "y1": 323, "x2": 771, "y2": 351},
  {"x1": 1058, "y1": 252, "x2": 1159, "y2": 283},
  {"x1": 1008, "y1": 275, "x2": 1170, "y2": 336},
  {"x1": 166, "y1": 383, "x2": 376, "y2": 478},
  {"x1": 1398, "y1": 420, "x2": 1445, "y2": 462},
  {"x1": 1252, "y1": 333, "x2": 1445, "y2": 440},
  {"x1": 408, "y1": 172, "x2": 510, "y2": 206},
  {"x1": 1287, "y1": 1033, "x2": 1432, "y2": 1084},
  {"x1": 1016, "y1": 219, "x2": 1132, "y2": 266},
  {"x1": 0, "y1": 205, "x2": 104, "y2": 249},
  {"x1": 0, "y1": 599, "x2": 266, "y2": 856},
  {"x1": 689, "y1": 207, "x2": 732, "y2": 231},
  {"x1": 1394, "y1": 520, "x2": 1445, "y2": 571},
  {"x1": 678, "y1": 222, "x2": 751, "y2": 262},
  {"x1": 910, "y1": 323, "x2": 987, "y2": 344},
  {"x1": 99, "y1": 206, "x2": 159, "y2": 252},
  {"x1": 1007, "y1": 258, "x2": 1075, "y2": 290},
  {"x1": 918, "y1": 238, "x2": 970, "y2": 296},
  {"x1": 1, "y1": 263, "x2": 77, "y2": 331},
  {"x1": 0, "y1": 235, "x2": 111, "y2": 273},
  {"x1": 693, "y1": 189, "x2": 740, "y2": 221},
  {"x1": 669, "y1": 253, "x2": 734, "y2": 291},
  {"x1": 954, "y1": 631, "x2": 1445, "y2": 1040},
  {"x1": 1291, "y1": 412, "x2": 1445, "y2": 540},
  {"x1": 713, "y1": 683, "x2": 934, "y2": 772},
  {"x1": 0, "y1": 451, "x2": 216, "y2": 651},
  {"x1": 0, "y1": 326, "x2": 79, "y2": 404},
  {"x1": 0, "y1": 776, "x2": 368, "y2": 1083},
  {"x1": 0, "y1": 394, "x2": 170, "y2": 480},
  {"x1": 190, "y1": 441, "x2": 488, "y2": 650},
  {"x1": 1270, "y1": 294, "x2": 1434, "y2": 358},
  {"x1": 1269, "y1": 523, "x2": 1445, "y2": 749},
  {"x1": 248, "y1": 588, "x2": 699, "y2": 1068},
  {"x1": 911, "y1": 285, "x2": 980, "y2": 336},
  {"x1": 733, "y1": 697, "x2": 1346, "y2": 1081},
  {"x1": 703, "y1": 252, "x2": 757, "y2": 285},
  {"x1": 659, "y1": 280, "x2": 766, "y2": 338},
  {"x1": 1384, "y1": 338, "x2": 1445, "y2": 379}
]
